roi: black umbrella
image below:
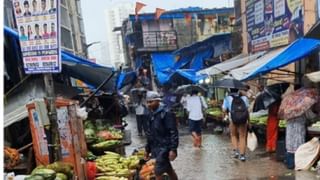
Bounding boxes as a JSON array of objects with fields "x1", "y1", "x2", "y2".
[
  {"x1": 253, "y1": 83, "x2": 289, "y2": 112},
  {"x1": 174, "y1": 84, "x2": 207, "y2": 95},
  {"x1": 212, "y1": 79, "x2": 247, "y2": 90}
]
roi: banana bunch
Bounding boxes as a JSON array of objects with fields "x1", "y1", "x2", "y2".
[
  {"x1": 110, "y1": 131, "x2": 123, "y2": 140},
  {"x1": 95, "y1": 151, "x2": 140, "y2": 178},
  {"x1": 132, "y1": 149, "x2": 145, "y2": 159}
]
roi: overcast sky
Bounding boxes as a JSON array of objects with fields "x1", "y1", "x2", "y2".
[{"x1": 81, "y1": 0, "x2": 234, "y2": 65}]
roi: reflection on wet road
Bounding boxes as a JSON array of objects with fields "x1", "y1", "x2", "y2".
[{"x1": 125, "y1": 115, "x2": 317, "y2": 180}]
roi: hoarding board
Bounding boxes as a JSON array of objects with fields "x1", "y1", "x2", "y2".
[
  {"x1": 246, "y1": 0, "x2": 303, "y2": 52},
  {"x1": 12, "y1": 0, "x2": 61, "y2": 73}
]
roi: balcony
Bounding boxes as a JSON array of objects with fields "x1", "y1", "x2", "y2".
[{"x1": 126, "y1": 30, "x2": 178, "y2": 52}]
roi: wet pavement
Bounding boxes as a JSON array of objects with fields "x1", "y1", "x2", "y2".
[{"x1": 124, "y1": 114, "x2": 319, "y2": 180}]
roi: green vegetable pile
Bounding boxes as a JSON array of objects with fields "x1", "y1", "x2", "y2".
[
  {"x1": 206, "y1": 108, "x2": 223, "y2": 117},
  {"x1": 84, "y1": 121, "x2": 123, "y2": 151},
  {"x1": 24, "y1": 162, "x2": 73, "y2": 180}
]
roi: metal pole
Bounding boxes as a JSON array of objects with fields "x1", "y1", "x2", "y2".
[
  {"x1": 80, "y1": 71, "x2": 115, "y2": 108},
  {"x1": 43, "y1": 73, "x2": 62, "y2": 162}
]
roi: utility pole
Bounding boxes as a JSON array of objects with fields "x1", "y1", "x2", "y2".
[{"x1": 44, "y1": 74, "x2": 62, "y2": 162}]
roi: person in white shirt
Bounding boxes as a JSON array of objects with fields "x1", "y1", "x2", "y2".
[
  {"x1": 186, "y1": 90, "x2": 207, "y2": 148},
  {"x1": 135, "y1": 94, "x2": 148, "y2": 136},
  {"x1": 180, "y1": 93, "x2": 189, "y2": 125}
]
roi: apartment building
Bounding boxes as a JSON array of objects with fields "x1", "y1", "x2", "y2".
[{"x1": 105, "y1": 2, "x2": 135, "y2": 68}]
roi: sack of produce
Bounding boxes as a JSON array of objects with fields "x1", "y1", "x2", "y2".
[{"x1": 295, "y1": 137, "x2": 320, "y2": 170}]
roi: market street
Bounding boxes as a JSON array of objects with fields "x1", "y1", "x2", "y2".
[{"x1": 125, "y1": 114, "x2": 318, "y2": 180}]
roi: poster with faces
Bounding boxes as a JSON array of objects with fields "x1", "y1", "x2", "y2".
[{"x1": 12, "y1": 0, "x2": 61, "y2": 73}]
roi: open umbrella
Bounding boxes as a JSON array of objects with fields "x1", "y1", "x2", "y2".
[
  {"x1": 174, "y1": 84, "x2": 207, "y2": 95},
  {"x1": 253, "y1": 83, "x2": 289, "y2": 112},
  {"x1": 278, "y1": 88, "x2": 318, "y2": 120},
  {"x1": 212, "y1": 78, "x2": 246, "y2": 90},
  {"x1": 130, "y1": 87, "x2": 147, "y2": 103}
]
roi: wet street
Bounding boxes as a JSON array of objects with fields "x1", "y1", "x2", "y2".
[{"x1": 124, "y1": 114, "x2": 318, "y2": 180}]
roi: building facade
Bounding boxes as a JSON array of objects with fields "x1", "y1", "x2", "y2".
[
  {"x1": 105, "y1": 3, "x2": 135, "y2": 68},
  {"x1": 236, "y1": 0, "x2": 317, "y2": 54},
  {"x1": 4, "y1": 0, "x2": 87, "y2": 57},
  {"x1": 123, "y1": 7, "x2": 235, "y2": 69},
  {"x1": 235, "y1": 0, "x2": 319, "y2": 84}
]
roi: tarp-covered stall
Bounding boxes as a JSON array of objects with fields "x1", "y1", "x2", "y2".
[{"x1": 243, "y1": 38, "x2": 320, "y2": 80}]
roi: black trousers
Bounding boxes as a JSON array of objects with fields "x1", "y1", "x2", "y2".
[{"x1": 136, "y1": 114, "x2": 148, "y2": 134}]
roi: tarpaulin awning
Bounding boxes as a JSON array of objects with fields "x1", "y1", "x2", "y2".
[
  {"x1": 4, "y1": 78, "x2": 79, "y2": 127},
  {"x1": 4, "y1": 26, "x2": 118, "y2": 92},
  {"x1": 173, "y1": 33, "x2": 231, "y2": 57},
  {"x1": 151, "y1": 52, "x2": 176, "y2": 84},
  {"x1": 175, "y1": 69, "x2": 208, "y2": 84},
  {"x1": 116, "y1": 71, "x2": 137, "y2": 90},
  {"x1": 198, "y1": 51, "x2": 265, "y2": 76},
  {"x1": 151, "y1": 52, "x2": 207, "y2": 85},
  {"x1": 244, "y1": 38, "x2": 320, "y2": 80},
  {"x1": 228, "y1": 47, "x2": 286, "y2": 80},
  {"x1": 306, "y1": 71, "x2": 320, "y2": 83},
  {"x1": 189, "y1": 48, "x2": 214, "y2": 71}
]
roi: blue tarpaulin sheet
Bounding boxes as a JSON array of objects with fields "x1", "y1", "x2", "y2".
[
  {"x1": 151, "y1": 52, "x2": 208, "y2": 85},
  {"x1": 244, "y1": 38, "x2": 320, "y2": 80},
  {"x1": 151, "y1": 53, "x2": 176, "y2": 84},
  {"x1": 189, "y1": 48, "x2": 214, "y2": 70},
  {"x1": 116, "y1": 71, "x2": 137, "y2": 89},
  {"x1": 173, "y1": 33, "x2": 231, "y2": 56}
]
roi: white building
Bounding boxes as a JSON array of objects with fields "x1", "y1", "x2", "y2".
[{"x1": 105, "y1": 2, "x2": 135, "y2": 68}]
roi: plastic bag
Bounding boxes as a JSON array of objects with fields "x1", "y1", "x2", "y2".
[
  {"x1": 247, "y1": 131, "x2": 258, "y2": 151},
  {"x1": 295, "y1": 137, "x2": 320, "y2": 171},
  {"x1": 76, "y1": 106, "x2": 88, "y2": 120}
]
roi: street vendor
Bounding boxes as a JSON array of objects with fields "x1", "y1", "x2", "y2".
[{"x1": 144, "y1": 91, "x2": 179, "y2": 180}]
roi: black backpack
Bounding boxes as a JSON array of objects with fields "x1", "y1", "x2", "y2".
[{"x1": 230, "y1": 95, "x2": 248, "y2": 125}]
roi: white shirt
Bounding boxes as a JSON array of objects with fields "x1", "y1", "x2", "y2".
[
  {"x1": 186, "y1": 95, "x2": 207, "y2": 121},
  {"x1": 180, "y1": 95, "x2": 189, "y2": 109}
]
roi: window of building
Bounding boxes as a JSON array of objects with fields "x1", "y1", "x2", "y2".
[
  {"x1": 72, "y1": 34, "x2": 78, "y2": 52},
  {"x1": 61, "y1": 6, "x2": 71, "y2": 28},
  {"x1": 76, "y1": 0, "x2": 82, "y2": 15},
  {"x1": 78, "y1": 18, "x2": 85, "y2": 34},
  {"x1": 61, "y1": 27, "x2": 74, "y2": 50}
]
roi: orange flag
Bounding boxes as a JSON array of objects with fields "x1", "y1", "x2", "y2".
[
  {"x1": 185, "y1": 13, "x2": 192, "y2": 25},
  {"x1": 155, "y1": 8, "x2": 165, "y2": 20},
  {"x1": 135, "y1": 2, "x2": 146, "y2": 20}
]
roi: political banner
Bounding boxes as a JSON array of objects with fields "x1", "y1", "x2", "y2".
[
  {"x1": 246, "y1": 0, "x2": 303, "y2": 52},
  {"x1": 12, "y1": 0, "x2": 61, "y2": 73}
]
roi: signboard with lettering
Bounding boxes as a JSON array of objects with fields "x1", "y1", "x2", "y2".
[
  {"x1": 246, "y1": 0, "x2": 303, "y2": 52},
  {"x1": 12, "y1": 0, "x2": 61, "y2": 73}
]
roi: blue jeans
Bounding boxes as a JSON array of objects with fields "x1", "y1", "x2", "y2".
[{"x1": 286, "y1": 152, "x2": 295, "y2": 169}]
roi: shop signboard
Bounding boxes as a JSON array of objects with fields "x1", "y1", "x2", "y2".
[
  {"x1": 246, "y1": 0, "x2": 303, "y2": 52},
  {"x1": 12, "y1": 0, "x2": 61, "y2": 73}
]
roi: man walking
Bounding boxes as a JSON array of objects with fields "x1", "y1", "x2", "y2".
[
  {"x1": 144, "y1": 91, "x2": 179, "y2": 180},
  {"x1": 222, "y1": 88, "x2": 249, "y2": 161},
  {"x1": 186, "y1": 90, "x2": 207, "y2": 148},
  {"x1": 135, "y1": 93, "x2": 148, "y2": 136}
]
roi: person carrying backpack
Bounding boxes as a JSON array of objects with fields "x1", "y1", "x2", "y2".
[
  {"x1": 144, "y1": 91, "x2": 179, "y2": 180},
  {"x1": 222, "y1": 88, "x2": 249, "y2": 161}
]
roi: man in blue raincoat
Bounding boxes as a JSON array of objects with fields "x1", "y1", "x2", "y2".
[{"x1": 144, "y1": 91, "x2": 179, "y2": 180}]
